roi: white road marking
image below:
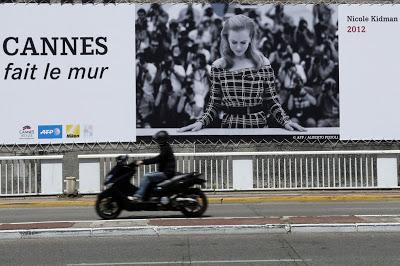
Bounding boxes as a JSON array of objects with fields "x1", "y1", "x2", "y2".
[{"x1": 67, "y1": 259, "x2": 312, "y2": 265}]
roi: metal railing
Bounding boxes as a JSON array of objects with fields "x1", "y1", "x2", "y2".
[
  {"x1": 78, "y1": 150, "x2": 400, "y2": 192},
  {"x1": 79, "y1": 153, "x2": 232, "y2": 190},
  {"x1": 252, "y1": 152, "x2": 377, "y2": 189},
  {"x1": 1, "y1": 151, "x2": 397, "y2": 196},
  {"x1": 0, "y1": 155, "x2": 63, "y2": 196}
]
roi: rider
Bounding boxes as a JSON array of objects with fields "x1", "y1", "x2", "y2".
[{"x1": 130, "y1": 130, "x2": 176, "y2": 201}]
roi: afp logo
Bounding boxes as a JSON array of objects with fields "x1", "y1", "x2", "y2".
[{"x1": 38, "y1": 125, "x2": 62, "y2": 139}]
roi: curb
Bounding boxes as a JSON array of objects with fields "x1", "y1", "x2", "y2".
[
  {"x1": 1, "y1": 194, "x2": 400, "y2": 208},
  {"x1": 2, "y1": 223, "x2": 400, "y2": 239}
]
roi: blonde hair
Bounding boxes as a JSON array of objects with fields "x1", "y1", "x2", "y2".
[{"x1": 220, "y1": 14, "x2": 264, "y2": 69}]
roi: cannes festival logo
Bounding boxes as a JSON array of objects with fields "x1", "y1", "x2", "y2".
[{"x1": 19, "y1": 125, "x2": 35, "y2": 139}]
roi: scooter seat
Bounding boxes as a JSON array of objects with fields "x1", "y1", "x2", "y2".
[{"x1": 157, "y1": 173, "x2": 192, "y2": 188}]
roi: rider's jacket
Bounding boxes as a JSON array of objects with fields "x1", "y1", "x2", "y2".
[{"x1": 142, "y1": 143, "x2": 176, "y2": 178}]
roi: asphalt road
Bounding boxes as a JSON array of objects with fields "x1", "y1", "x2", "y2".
[
  {"x1": 1, "y1": 232, "x2": 400, "y2": 266},
  {"x1": 1, "y1": 200, "x2": 400, "y2": 223}
]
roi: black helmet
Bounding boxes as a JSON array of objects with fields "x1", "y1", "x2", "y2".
[
  {"x1": 153, "y1": 130, "x2": 169, "y2": 144},
  {"x1": 116, "y1": 155, "x2": 129, "y2": 165}
]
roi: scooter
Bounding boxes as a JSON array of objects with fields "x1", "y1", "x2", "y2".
[{"x1": 95, "y1": 158, "x2": 208, "y2": 219}]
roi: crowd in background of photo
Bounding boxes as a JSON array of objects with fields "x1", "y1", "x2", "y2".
[{"x1": 135, "y1": 3, "x2": 339, "y2": 129}]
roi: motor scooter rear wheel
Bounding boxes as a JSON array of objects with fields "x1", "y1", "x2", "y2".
[
  {"x1": 180, "y1": 188, "x2": 208, "y2": 217},
  {"x1": 95, "y1": 195, "x2": 122, "y2": 219}
]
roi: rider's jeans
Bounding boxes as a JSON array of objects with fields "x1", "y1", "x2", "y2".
[{"x1": 135, "y1": 172, "x2": 167, "y2": 199}]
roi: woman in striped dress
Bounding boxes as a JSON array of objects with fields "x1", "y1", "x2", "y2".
[{"x1": 178, "y1": 14, "x2": 305, "y2": 132}]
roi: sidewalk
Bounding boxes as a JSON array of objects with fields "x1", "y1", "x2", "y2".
[
  {"x1": 1, "y1": 215, "x2": 400, "y2": 239},
  {"x1": 1, "y1": 190, "x2": 400, "y2": 208}
]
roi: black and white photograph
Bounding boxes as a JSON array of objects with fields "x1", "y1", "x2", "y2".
[{"x1": 135, "y1": 3, "x2": 339, "y2": 138}]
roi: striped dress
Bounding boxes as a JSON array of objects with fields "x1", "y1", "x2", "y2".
[{"x1": 198, "y1": 65, "x2": 290, "y2": 128}]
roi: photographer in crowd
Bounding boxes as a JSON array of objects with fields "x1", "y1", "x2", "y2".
[
  {"x1": 317, "y1": 78, "x2": 339, "y2": 127},
  {"x1": 287, "y1": 77, "x2": 317, "y2": 127},
  {"x1": 136, "y1": 53, "x2": 157, "y2": 128}
]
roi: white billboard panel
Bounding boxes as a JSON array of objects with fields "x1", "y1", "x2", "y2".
[
  {"x1": 339, "y1": 5, "x2": 400, "y2": 140},
  {"x1": 0, "y1": 4, "x2": 135, "y2": 144}
]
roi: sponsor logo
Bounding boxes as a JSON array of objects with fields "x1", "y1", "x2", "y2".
[
  {"x1": 83, "y1": 125, "x2": 93, "y2": 138},
  {"x1": 19, "y1": 125, "x2": 35, "y2": 139},
  {"x1": 38, "y1": 125, "x2": 62, "y2": 139},
  {"x1": 66, "y1": 124, "x2": 80, "y2": 138}
]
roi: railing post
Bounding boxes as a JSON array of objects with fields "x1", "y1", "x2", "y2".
[{"x1": 63, "y1": 152, "x2": 79, "y2": 195}]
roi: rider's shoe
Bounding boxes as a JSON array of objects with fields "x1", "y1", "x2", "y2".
[{"x1": 127, "y1": 195, "x2": 142, "y2": 202}]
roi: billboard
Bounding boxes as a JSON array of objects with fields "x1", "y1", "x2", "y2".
[
  {"x1": 135, "y1": 3, "x2": 340, "y2": 140},
  {"x1": 1, "y1": 3, "x2": 400, "y2": 143},
  {"x1": 0, "y1": 5, "x2": 136, "y2": 144}
]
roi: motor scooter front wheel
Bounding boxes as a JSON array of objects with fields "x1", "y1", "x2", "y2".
[
  {"x1": 95, "y1": 195, "x2": 122, "y2": 220},
  {"x1": 180, "y1": 188, "x2": 208, "y2": 218}
]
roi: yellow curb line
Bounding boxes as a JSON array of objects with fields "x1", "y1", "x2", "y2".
[
  {"x1": 1, "y1": 195, "x2": 400, "y2": 208},
  {"x1": 0, "y1": 201, "x2": 95, "y2": 208},
  {"x1": 209, "y1": 195, "x2": 400, "y2": 203}
]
